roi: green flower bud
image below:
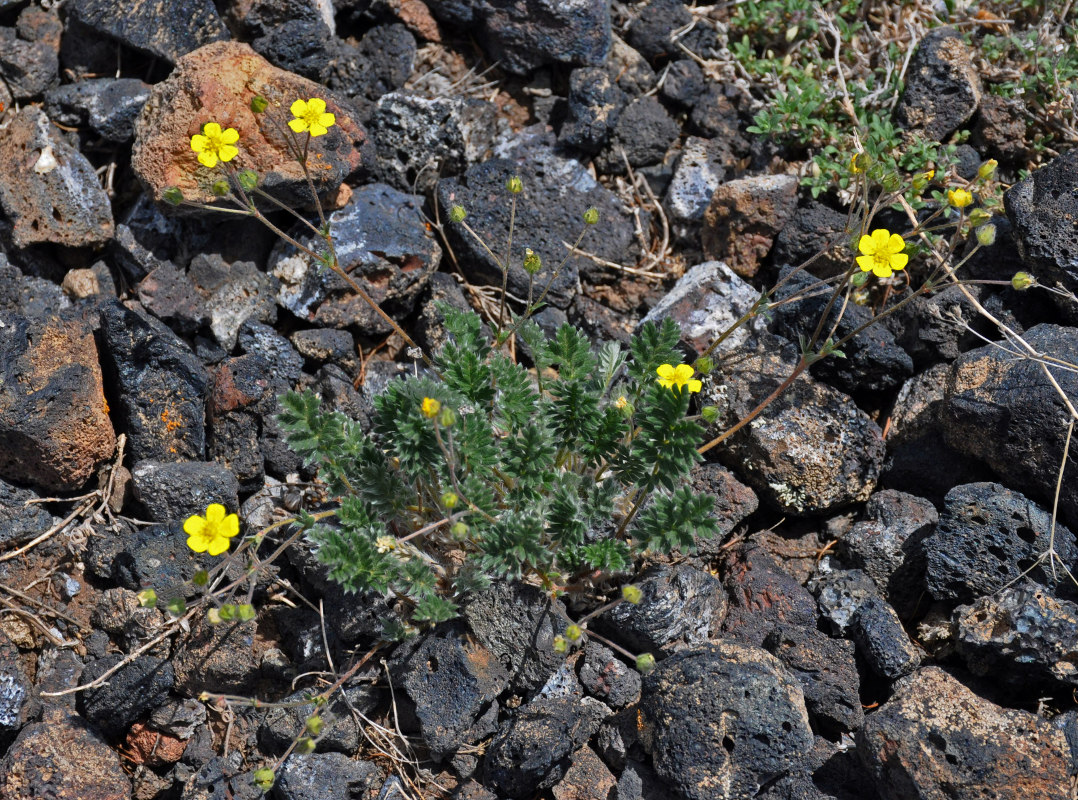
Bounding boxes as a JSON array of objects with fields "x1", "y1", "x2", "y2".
[
  {"x1": 438, "y1": 407, "x2": 456, "y2": 428},
  {"x1": 849, "y1": 151, "x2": 871, "y2": 174},
  {"x1": 849, "y1": 271, "x2": 870, "y2": 287},
  {"x1": 977, "y1": 159, "x2": 998, "y2": 181},
  {"x1": 450, "y1": 521, "x2": 469, "y2": 540},
  {"x1": 506, "y1": 175, "x2": 523, "y2": 194},
  {"x1": 250, "y1": 95, "x2": 269, "y2": 113},
  {"x1": 701, "y1": 405, "x2": 719, "y2": 424},
  {"x1": 553, "y1": 635, "x2": 568, "y2": 654},
  {"x1": 449, "y1": 205, "x2": 466, "y2": 223},
  {"x1": 635, "y1": 653, "x2": 656, "y2": 673},
  {"x1": 295, "y1": 737, "x2": 316, "y2": 754},
  {"x1": 441, "y1": 491, "x2": 459, "y2": 509},
  {"x1": 621, "y1": 584, "x2": 642, "y2": 604},
  {"x1": 211, "y1": 179, "x2": 230, "y2": 197},
  {"x1": 218, "y1": 603, "x2": 236, "y2": 621},
  {"x1": 968, "y1": 208, "x2": 991, "y2": 228},
  {"x1": 166, "y1": 597, "x2": 186, "y2": 617},
  {"x1": 137, "y1": 588, "x2": 157, "y2": 608},
  {"x1": 881, "y1": 172, "x2": 901, "y2": 193},
  {"x1": 523, "y1": 248, "x2": 542, "y2": 275},
  {"x1": 1011, "y1": 271, "x2": 1035, "y2": 290},
  {"x1": 583, "y1": 207, "x2": 599, "y2": 225},
  {"x1": 162, "y1": 187, "x2": 185, "y2": 206},
  {"x1": 206, "y1": 607, "x2": 222, "y2": 625},
  {"x1": 237, "y1": 603, "x2": 256, "y2": 621},
  {"x1": 693, "y1": 356, "x2": 714, "y2": 375},
  {"x1": 975, "y1": 223, "x2": 997, "y2": 247},
  {"x1": 305, "y1": 715, "x2": 324, "y2": 736},
  {"x1": 565, "y1": 624, "x2": 582, "y2": 641},
  {"x1": 192, "y1": 569, "x2": 209, "y2": 587},
  {"x1": 237, "y1": 169, "x2": 259, "y2": 191},
  {"x1": 252, "y1": 768, "x2": 275, "y2": 791}
]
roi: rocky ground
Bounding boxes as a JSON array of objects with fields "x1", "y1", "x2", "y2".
[{"x1": 1, "y1": 1, "x2": 1078, "y2": 799}]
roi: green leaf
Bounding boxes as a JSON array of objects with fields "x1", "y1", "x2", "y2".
[
  {"x1": 544, "y1": 324, "x2": 597, "y2": 382},
  {"x1": 631, "y1": 487, "x2": 718, "y2": 554},
  {"x1": 628, "y1": 319, "x2": 683, "y2": 387},
  {"x1": 580, "y1": 539, "x2": 632, "y2": 574},
  {"x1": 478, "y1": 510, "x2": 550, "y2": 579}
]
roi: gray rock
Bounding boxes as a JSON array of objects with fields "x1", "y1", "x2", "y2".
[
  {"x1": 0, "y1": 27, "x2": 58, "y2": 99},
  {"x1": 79, "y1": 655, "x2": 174, "y2": 738},
  {"x1": 973, "y1": 94, "x2": 1030, "y2": 166},
  {"x1": 189, "y1": 255, "x2": 280, "y2": 352},
  {"x1": 771, "y1": 199, "x2": 851, "y2": 279},
  {"x1": 276, "y1": 753, "x2": 383, "y2": 800},
  {"x1": 0, "y1": 258, "x2": 70, "y2": 320},
  {"x1": 173, "y1": 616, "x2": 259, "y2": 696},
  {"x1": 559, "y1": 67, "x2": 622, "y2": 153},
  {"x1": 841, "y1": 490, "x2": 937, "y2": 618},
  {"x1": 664, "y1": 137, "x2": 728, "y2": 235},
  {"x1": 686, "y1": 462, "x2": 758, "y2": 557},
  {"x1": 661, "y1": 60, "x2": 707, "y2": 109},
  {"x1": 921, "y1": 482, "x2": 1077, "y2": 603},
  {"x1": 771, "y1": 267, "x2": 914, "y2": 395},
  {"x1": 181, "y1": 752, "x2": 262, "y2": 800},
  {"x1": 810, "y1": 568, "x2": 880, "y2": 637},
  {"x1": 251, "y1": 16, "x2": 334, "y2": 80},
  {"x1": 369, "y1": 92, "x2": 466, "y2": 192},
  {"x1": 259, "y1": 685, "x2": 379, "y2": 755},
  {"x1": 108, "y1": 193, "x2": 201, "y2": 282},
  {"x1": 578, "y1": 640, "x2": 640, "y2": 709},
  {"x1": 702, "y1": 173, "x2": 799, "y2": 279},
  {"x1": 1005, "y1": 149, "x2": 1078, "y2": 295},
  {"x1": 0, "y1": 631, "x2": 30, "y2": 736},
  {"x1": 483, "y1": 696, "x2": 608, "y2": 798},
  {"x1": 130, "y1": 460, "x2": 240, "y2": 524},
  {"x1": 720, "y1": 545, "x2": 817, "y2": 647},
  {"x1": 325, "y1": 23, "x2": 414, "y2": 104},
  {"x1": 44, "y1": 78, "x2": 151, "y2": 141},
  {"x1": 709, "y1": 335, "x2": 886, "y2": 515},
  {"x1": 895, "y1": 28, "x2": 982, "y2": 142},
  {"x1": 68, "y1": 0, "x2": 230, "y2": 63},
  {"x1": 605, "y1": 34, "x2": 658, "y2": 96},
  {"x1": 640, "y1": 641, "x2": 815, "y2": 800},
  {"x1": 625, "y1": 0, "x2": 692, "y2": 62},
  {"x1": 0, "y1": 107, "x2": 113, "y2": 248},
  {"x1": 98, "y1": 300, "x2": 207, "y2": 462},
  {"x1": 290, "y1": 328, "x2": 355, "y2": 367},
  {"x1": 0, "y1": 715, "x2": 132, "y2": 800},
  {"x1": 414, "y1": 272, "x2": 473, "y2": 356},
  {"x1": 270, "y1": 183, "x2": 440, "y2": 336},
  {"x1": 238, "y1": 320, "x2": 304, "y2": 387},
  {"x1": 851, "y1": 597, "x2": 921, "y2": 680},
  {"x1": 594, "y1": 96, "x2": 679, "y2": 175},
  {"x1": 437, "y1": 143, "x2": 635, "y2": 308},
  {"x1": 91, "y1": 588, "x2": 167, "y2": 654},
  {"x1": 149, "y1": 698, "x2": 207, "y2": 739},
  {"x1": 615, "y1": 759, "x2": 677, "y2": 800},
  {"x1": 463, "y1": 581, "x2": 572, "y2": 698},
  {"x1": 551, "y1": 746, "x2": 617, "y2": 800},
  {"x1": 391, "y1": 624, "x2": 509, "y2": 761},
  {"x1": 638, "y1": 260, "x2": 768, "y2": 356},
  {"x1": 88, "y1": 518, "x2": 222, "y2": 591},
  {"x1": 763, "y1": 624, "x2": 863, "y2": 736},
  {"x1": 136, "y1": 263, "x2": 207, "y2": 335},
  {"x1": 857, "y1": 666, "x2": 1070, "y2": 800},
  {"x1": 600, "y1": 563, "x2": 724, "y2": 655},
  {"x1": 954, "y1": 586, "x2": 1078, "y2": 689}
]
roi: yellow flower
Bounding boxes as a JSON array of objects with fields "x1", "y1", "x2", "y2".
[
  {"x1": 947, "y1": 187, "x2": 973, "y2": 208},
  {"x1": 190, "y1": 123, "x2": 239, "y2": 169},
  {"x1": 184, "y1": 504, "x2": 240, "y2": 556},
  {"x1": 856, "y1": 228, "x2": 908, "y2": 278},
  {"x1": 656, "y1": 364, "x2": 702, "y2": 393},
  {"x1": 288, "y1": 98, "x2": 336, "y2": 137},
  {"x1": 375, "y1": 535, "x2": 398, "y2": 553},
  {"x1": 421, "y1": 397, "x2": 441, "y2": 418},
  {"x1": 614, "y1": 395, "x2": 628, "y2": 410}
]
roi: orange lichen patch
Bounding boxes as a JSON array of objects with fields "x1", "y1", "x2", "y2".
[
  {"x1": 122, "y1": 722, "x2": 186, "y2": 767},
  {"x1": 160, "y1": 409, "x2": 182, "y2": 432}
]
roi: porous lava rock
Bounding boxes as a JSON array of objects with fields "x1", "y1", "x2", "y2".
[
  {"x1": 1005, "y1": 149, "x2": 1078, "y2": 295},
  {"x1": 702, "y1": 173, "x2": 799, "y2": 279},
  {"x1": 132, "y1": 41, "x2": 371, "y2": 208},
  {"x1": 895, "y1": 28, "x2": 982, "y2": 142},
  {"x1": 67, "y1": 0, "x2": 229, "y2": 64}
]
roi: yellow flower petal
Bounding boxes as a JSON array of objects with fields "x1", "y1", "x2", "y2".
[
  {"x1": 288, "y1": 118, "x2": 308, "y2": 133},
  {"x1": 220, "y1": 127, "x2": 240, "y2": 144},
  {"x1": 203, "y1": 122, "x2": 222, "y2": 138},
  {"x1": 184, "y1": 514, "x2": 207, "y2": 536},
  {"x1": 318, "y1": 112, "x2": 335, "y2": 129},
  {"x1": 857, "y1": 234, "x2": 877, "y2": 256},
  {"x1": 870, "y1": 228, "x2": 891, "y2": 251},
  {"x1": 889, "y1": 253, "x2": 909, "y2": 270},
  {"x1": 873, "y1": 264, "x2": 892, "y2": 279},
  {"x1": 309, "y1": 124, "x2": 328, "y2": 137},
  {"x1": 687, "y1": 379, "x2": 702, "y2": 393},
  {"x1": 190, "y1": 134, "x2": 209, "y2": 152},
  {"x1": 220, "y1": 513, "x2": 240, "y2": 538},
  {"x1": 307, "y1": 98, "x2": 327, "y2": 115},
  {"x1": 290, "y1": 99, "x2": 309, "y2": 118},
  {"x1": 673, "y1": 364, "x2": 695, "y2": 384},
  {"x1": 856, "y1": 255, "x2": 876, "y2": 273},
  {"x1": 206, "y1": 536, "x2": 231, "y2": 556},
  {"x1": 656, "y1": 364, "x2": 675, "y2": 388},
  {"x1": 884, "y1": 233, "x2": 906, "y2": 255},
  {"x1": 218, "y1": 144, "x2": 239, "y2": 162},
  {"x1": 206, "y1": 504, "x2": 227, "y2": 523},
  {"x1": 187, "y1": 530, "x2": 212, "y2": 552},
  {"x1": 197, "y1": 151, "x2": 218, "y2": 168}
]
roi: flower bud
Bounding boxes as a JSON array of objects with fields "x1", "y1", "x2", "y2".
[
  {"x1": 701, "y1": 405, "x2": 719, "y2": 424},
  {"x1": 849, "y1": 152, "x2": 870, "y2": 174},
  {"x1": 614, "y1": 395, "x2": 633, "y2": 418},
  {"x1": 162, "y1": 187, "x2": 185, "y2": 206},
  {"x1": 583, "y1": 207, "x2": 599, "y2": 225},
  {"x1": 211, "y1": 179, "x2": 230, "y2": 197},
  {"x1": 450, "y1": 521, "x2": 469, "y2": 540},
  {"x1": 565, "y1": 624, "x2": 582, "y2": 641},
  {"x1": 166, "y1": 597, "x2": 186, "y2": 616},
  {"x1": 237, "y1": 169, "x2": 259, "y2": 191},
  {"x1": 968, "y1": 208, "x2": 991, "y2": 227},
  {"x1": 206, "y1": 607, "x2": 222, "y2": 625},
  {"x1": 438, "y1": 407, "x2": 456, "y2": 428},
  {"x1": 506, "y1": 175, "x2": 523, "y2": 194},
  {"x1": 1011, "y1": 271, "x2": 1035, "y2": 290},
  {"x1": 621, "y1": 584, "x2": 642, "y2": 604},
  {"x1": 449, "y1": 205, "x2": 466, "y2": 223},
  {"x1": 693, "y1": 356, "x2": 714, "y2": 375},
  {"x1": 305, "y1": 715, "x2": 324, "y2": 736},
  {"x1": 977, "y1": 159, "x2": 998, "y2": 181},
  {"x1": 218, "y1": 603, "x2": 236, "y2": 621},
  {"x1": 552, "y1": 635, "x2": 568, "y2": 654},
  {"x1": 237, "y1": 603, "x2": 256, "y2": 621},
  {"x1": 250, "y1": 95, "x2": 269, "y2": 113},
  {"x1": 252, "y1": 768, "x2": 275, "y2": 791},
  {"x1": 635, "y1": 653, "x2": 656, "y2": 673},
  {"x1": 296, "y1": 737, "x2": 316, "y2": 754},
  {"x1": 421, "y1": 397, "x2": 441, "y2": 419},
  {"x1": 881, "y1": 172, "x2": 901, "y2": 193},
  {"x1": 850, "y1": 271, "x2": 870, "y2": 287},
  {"x1": 975, "y1": 223, "x2": 997, "y2": 247},
  {"x1": 192, "y1": 569, "x2": 209, "y2": 587},
  {"x1": 137, "y1": 588, "x2": 157, "y2": 608},
  {"x1": 441, "y1": 491, "x2": 459, "y2": 509},
  {"x1": 947, "y1": 187, "x2": 973, "y2": 208},
  {"x1": 523, "y1": 248, "x2": 542, "y2": 275},
  {"x1": 911, "y1": 169, "x2": 934, "y2": 193}
]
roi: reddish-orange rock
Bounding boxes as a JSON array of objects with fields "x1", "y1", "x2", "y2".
[
  {"x1": 123, "y1": 722, "x2": 186, "y2": 767},
  {"x1": 132, "y1": 41, "x2": 371, "y2": 210}
]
